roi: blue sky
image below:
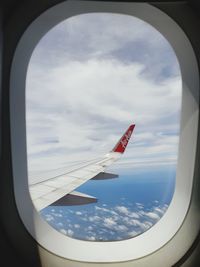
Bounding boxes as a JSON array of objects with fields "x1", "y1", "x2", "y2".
[{"x1": 26, "y1": 13, "x2": 182, "y2": 240}]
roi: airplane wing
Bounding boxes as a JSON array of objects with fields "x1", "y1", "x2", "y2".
[{"x1": 29, "y1": 124, "x2": 135, "y2": 211}]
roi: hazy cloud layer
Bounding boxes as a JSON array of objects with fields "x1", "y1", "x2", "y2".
[{"x1": 26, "y1": 13, "x2": 182, "y2": 182}]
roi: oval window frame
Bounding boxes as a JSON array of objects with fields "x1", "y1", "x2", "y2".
[{"x1": 10, "y1": 1, "x2": 199, "y2": 263}]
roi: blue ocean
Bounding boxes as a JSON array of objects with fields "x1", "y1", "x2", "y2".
[{"x1": 40, "y1": 165, "x2": 175, "y2": 241}]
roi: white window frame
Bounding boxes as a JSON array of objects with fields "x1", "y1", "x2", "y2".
[{"x1": 10, "y1": 1, "x2": 199, "y2": 264}]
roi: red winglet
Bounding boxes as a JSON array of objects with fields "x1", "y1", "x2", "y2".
[{"x1": 112, "y1": 124, "x2": 135, "y2": 154}]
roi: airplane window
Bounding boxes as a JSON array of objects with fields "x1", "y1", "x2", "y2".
[{"x1": 26, "y1": 13, "x2": 181, "y2": 242}]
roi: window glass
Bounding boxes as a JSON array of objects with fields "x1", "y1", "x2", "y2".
[{"x1": 26, "y1": 13, "x2": 181, "y2": 241}]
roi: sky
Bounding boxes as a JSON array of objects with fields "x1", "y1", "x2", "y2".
[
  {"x1": 41, "y1": 168, "x2": 175, "y2": 241},
  {"x1": 26, "y1": 13, "x2": 182, "y2": 241}
]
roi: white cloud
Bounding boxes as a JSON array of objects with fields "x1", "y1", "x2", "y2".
[
  {"x1": 128, "y1": 219, "x2": 142, "y2": 227},
  {"x1": 59, "y1": 228, "x2": 74, "y2": 237},
  {"x1": 59, "y1": 229, "x2": 67, "y2": 235},
  {"x1": 154, "y1": 207, "x2": 165, "y2": 215},
  {"x1": 87, "y1": 236, "x2": 96, "y2": 241},
  {"x1": 45, "y1": 214, "x2": 54, "y2": 222},
  {"x1": 115, "y1": 206, "x2": 129, "y2": 215},
  {"x1": 145, "y1": 212, "x2": 160, "y2": 221},
  {"x1": 144, "y1": 221, "x2": 153, "y2": 228},
  {"x1": 26, "y1": 13, "x2": 181, "y2": 182},
  {"x1": 114, "y1": 225, "x2": 128, "y2": 232},
  {"x1": 67, "y1": 229, "x2": 74, "y2": 236},
  {"x1": 103, "y1": 217, "x2": 117, "y2": 228},
  {"x1": 115, "y1": 206, "x2": 140, "y2": 219},
  {"x1": 75, "y1": 211, "x2": 82, "y2": 216},
  {"x1": 88, "y1": 216, "x2": 101, "y2": 222},
  {"x1": 128, "y1": 230, "x2": 139, "y2": 237},
  {"x1": 34, "y1": 13, "x2": 180, "y2": 80},
  {"x1": 135, "y1": 203, "x2": 144, "y2": 210},
  {"x1": 42, "y1": 203, "x2": 170, "y2": 241},
  {"x1": 27, "y1": 58, "x2": 181, "y2": 180},
  {"x1": 128, "y1": 212, "x2": 140, "y2": 219},
  {"x1": 52, "y1": 213, "x2": 63, "y2": 218}
]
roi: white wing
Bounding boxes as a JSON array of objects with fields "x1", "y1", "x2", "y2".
[{"x1": 29, "y1": 124, "x2": 135, "y2": 211}]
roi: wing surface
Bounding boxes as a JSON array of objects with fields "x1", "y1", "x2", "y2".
[{"x1": 29, "y1": 124, "x2": 135, "y2": 211}]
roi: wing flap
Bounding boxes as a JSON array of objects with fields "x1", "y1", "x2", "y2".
[
  {"x1": 92, "y1": 172, "x2": 118, "y2": 180},
  {"x1": 50, "y1": 191, "x2": 97, "y2": 206}
]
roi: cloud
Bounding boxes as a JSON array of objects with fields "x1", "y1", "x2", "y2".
[
  {"x1": 87, "y1": 236, "x2": 96, "y2": 241},
  {"x1": 115, "y1": 206, "x2": 129, "y2": 215},
  {"x1": 114, "y1": 225, "x2": 128, "y2": 232},
  {"x1": 52, "y1": 212, "x2": 63, "y2": 218},
  {"x1": 130, "y1": 219, "x2": 144, "y2": 228},
  {"x1": 103, "y1": 217, "x2": 117, "y2": 228},
  {"x1": 145, "y1": 212, "x2": 160, "y2": 221},
  {"x1": 42, "y1": 202, "x2": 169, "y2": 240},
  {"x1": 26, "y1": 13, "x2": 181, "y2": 184},
  {"x1": 59, "y1": 229, "x2": 67, "y2": 235},
  {"x1": 115, "y1": 206, "x2": 140, "y2": 219},
  {"x1": 75, "y1": 211, "x2": 82, "y2": 216},
  {"x1": 136, "y1": 202, "x2": 144, "y2": 208},
  {"x1": 27, "y1": 59, "x2": 181, "y2": 181},
  {"x1": 128, "y1": 212, "x2": 140, "y2": 219},
  {"x1": 154, "y1": 207, "x2": 166, "y2": 215},
  {"x1": 128, "y1": 230, "x2": 139, "y2": 237},
  {"x1": 66, "y1": 229, "x2": 74, "y2": 237},
  {"x1": 45, "y1": 214, "x2": 54, "y2": 222},
  {"x1": 88, "y1": 216, "x2": 101, "y2": 222},
  {"x1": 32, "y1": 13, "x2": 180, "y2": 80}
]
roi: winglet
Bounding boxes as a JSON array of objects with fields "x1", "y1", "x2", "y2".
[{"x1": 112, "y1": 124, "x2": 135, "y2": 154}]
